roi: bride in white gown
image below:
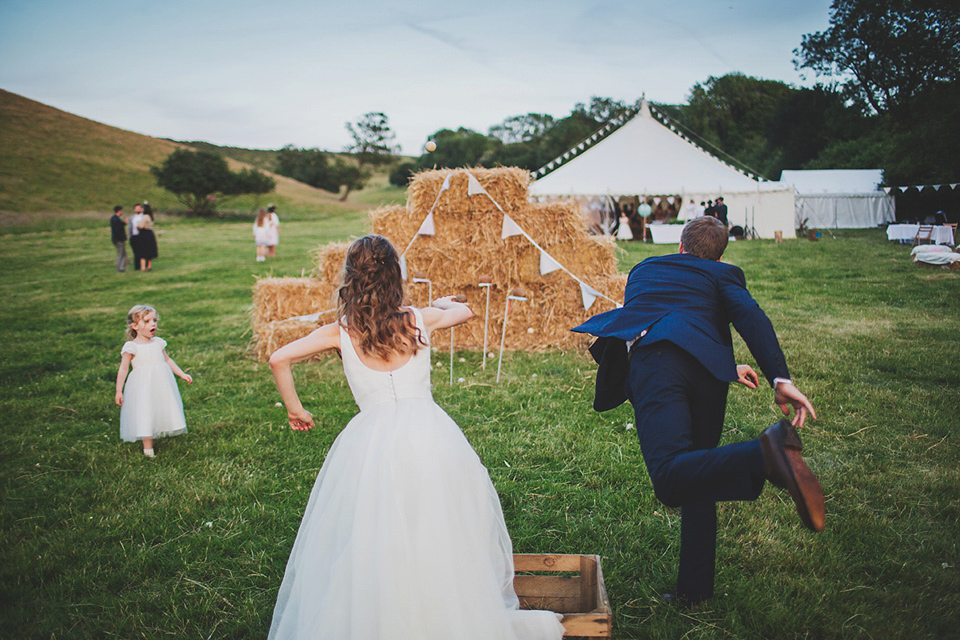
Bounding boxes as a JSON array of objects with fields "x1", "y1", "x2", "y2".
[{"x1": 268, "y1": 235, "x2": 565, "y2": 640}]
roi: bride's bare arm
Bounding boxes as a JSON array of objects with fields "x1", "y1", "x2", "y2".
[
  {"x1": 269, "y1": 322, "x2": 340, "y2": 431},
  {"x1": 420, "y1": 296, "x2": 473, "y2": 332}
]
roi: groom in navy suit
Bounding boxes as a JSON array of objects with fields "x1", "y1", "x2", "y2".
[{"x1": 573, "y1": 216, "x2": 825, "y2": 607}]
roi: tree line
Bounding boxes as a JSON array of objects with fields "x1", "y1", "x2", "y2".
[
  {"x1": 154, "y1": 0, "x2": 958, "y2": 213},
  {"x1": 389, "y1": 0, "x2": 959, "y2": 188}
]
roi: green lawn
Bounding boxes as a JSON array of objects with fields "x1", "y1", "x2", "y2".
[{"x1": 1, "y1": 218, "x2": 958, "y2": 639}]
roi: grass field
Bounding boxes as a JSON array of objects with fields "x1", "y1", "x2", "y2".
[{"x1": 1, "y1": 214, "x2": 959, "y2": 639}]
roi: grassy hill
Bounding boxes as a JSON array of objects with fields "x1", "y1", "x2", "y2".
[{"x1": 0, "y1": 90, "x2": 406, "y2": 225}]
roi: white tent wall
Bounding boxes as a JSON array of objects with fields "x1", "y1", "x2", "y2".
[
  {"x1": 719, "y1": 188, "x2": 796, "y2": 238},
  {"x1": 795, "y1": 193, "x2": 895, "y2": 229},
  {"x1": 780, "y1": 170, "x2": 895, "y2": 229}
]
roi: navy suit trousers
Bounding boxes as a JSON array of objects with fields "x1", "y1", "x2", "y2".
[{"x1": 627, "y1": 342, "x2": 766, "y2": 603}]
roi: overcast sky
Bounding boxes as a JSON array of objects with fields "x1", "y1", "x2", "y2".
[{"x1": 0, "y1": 0, "x2": 834, "y2": 155}]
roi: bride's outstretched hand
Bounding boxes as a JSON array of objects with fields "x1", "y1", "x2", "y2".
[
  {"x1": 432, "y1": 294, "x2": 468, "y2": 309},
  {"x1": 288, "y1": 408, "x2": 314, "y2": 431}
]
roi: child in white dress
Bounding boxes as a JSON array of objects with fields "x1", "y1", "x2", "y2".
[
  {"x1": 267, "y1": 234, "x2": 565, "y2": 640},
  {"x1": 114, "y1": 304, "x2": 193, "y2": 457}
]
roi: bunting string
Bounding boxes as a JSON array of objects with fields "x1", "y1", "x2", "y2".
[{"x1": 376, "y1": 168, "x2": 619, "y2": 312}]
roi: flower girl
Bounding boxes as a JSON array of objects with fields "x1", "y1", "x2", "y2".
[{"x1": 114, "y1": 305, "x2": 193, "y2": 457}]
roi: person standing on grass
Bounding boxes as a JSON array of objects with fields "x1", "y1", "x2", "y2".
[
  {"x1": 253, "y1": 208, "x2": 271, "y2": 262},
  {"x1": 714, "y1": 196, "x2": 729, "y2": 226},
  {"x1": 266, "y1": 234, "x2": 564, "y2": 640},
  {"x1": 115, "y1": 305, "x2": 192, "y2": 457},
  {"x1": 264, "y1": 204, "x2": 280, "y2": 258},
  {"x1": 573, "y1": 215, "x2": 825, "y2": 609},
  {"x1": 137, "y1": 209, "x2": 158, "y2": 271},
  {"x1": 128, "y1": 204, "x2": 143, "y2": 271},
  {"x1": 110, "y1": 205, "x2": 127, "y2": 272}
]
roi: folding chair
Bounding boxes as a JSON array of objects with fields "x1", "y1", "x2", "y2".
[{"x1": 913, "y1": 225, "x2": 934, "y2": 245}]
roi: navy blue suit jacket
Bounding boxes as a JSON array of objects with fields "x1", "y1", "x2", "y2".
[{"x1": 573, "y1": 253, "x2": 789, "y2": 411}]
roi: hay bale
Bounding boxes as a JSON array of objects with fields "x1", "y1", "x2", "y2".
[
  {"x1": 252, "y1": 277, "x2": 337, "y2": 330},
  {"x1": 310, "y1": 242, "x2": 350, "y2": 283},
  {"x1": 252, "y1": 167, "x2": 627, "y2": 359}
]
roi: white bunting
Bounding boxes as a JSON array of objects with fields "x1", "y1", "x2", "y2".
[
  {"x1": 502, "y1": 214, "x2": 524, "y2": 239},
  {"x1": 882, "y1": 187, "x2": 892, "y2": 194},
  {"x1": 440, "y1": 172, "x2": 452, "y2": 192},
  {"x1": 467, "y1": 172, "x2": 487, "y2": 196},
  {"x1": 667, "y1": 196, "x2": 675, "y2": 205},
  {"x1": 417, "y1": 211, "x2": 435, "y2": 236},
  {"x1": 399, "y1": 255, "x2": 407, "y2": 280},
  {"x1": 578, "y1": 143, "x2": 586, "y2": 150},
  {"x1": 539, "y1": 250, "x2": 562, "y2": 275},
  {"x1": 580, "y1": 282, "x2": 600, "y2": 311}
]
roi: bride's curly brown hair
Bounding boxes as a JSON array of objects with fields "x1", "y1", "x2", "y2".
[{"x1": 336, "y1": 234, "x2": 426, "y2": 359}]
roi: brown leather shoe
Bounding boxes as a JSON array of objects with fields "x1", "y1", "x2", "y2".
[{"x1": 759, "y1": 419, "x2": 826, "y2": 532}]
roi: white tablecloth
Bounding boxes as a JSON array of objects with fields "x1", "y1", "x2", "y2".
[
  {"x1": 886, "y1": 224, "x2": 955, "y2": 245},
  {"x1": 649, "y1": 224, "x2": 684, "y2": 244}
]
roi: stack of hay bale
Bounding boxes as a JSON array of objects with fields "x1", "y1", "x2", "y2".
[{"x1": 252, "y1": 167, "x2": 627, "y2": 360}]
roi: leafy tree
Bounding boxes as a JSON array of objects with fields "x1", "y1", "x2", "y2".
[
  {"x1": 678, "y1": 73, "x2": 795, "y2": 178},
  {"x1": 765, "y1": 84, "x2": 866, "y2": 172},
  {"x1": 573, "y1": 97, "x2": 635, "y2": 124},
  {"x1": 417, "y1": 128, "x2": 497, "y2": 169},
  {"x1": 275, "y1": 145, "x2": 366, "y2": 201},
  {"x1": 276, "y1": 145, "x2": 339, "y2": 192},
  {"x1": 389, "y1": 161, "x2": 417, "y2": 187},
  {"x1": 151, "y1": 149, "x2": 274, "y2": 215},
  {"x1": 334, "y1": 112, "x2": 400, "y2": 200},
  {"x1": 794, "y1": 0, "x2": 960, "y2": 118},
  {"x1": 345, "y1": 112, "x2": 399, "y2": 167},
  {"x1": 489, "y1": 113, "x2": 556, "y2": 145}
]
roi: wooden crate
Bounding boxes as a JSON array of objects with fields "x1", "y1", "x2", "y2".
[{"x1": 514, "y1": 554, "x2": 613, "y2": 638}]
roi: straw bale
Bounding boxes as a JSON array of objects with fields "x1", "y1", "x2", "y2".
[
  {"x1": 252, "y1": 166, "x2": 628, "y2": 359},
  {"x1": 406, "y1": 167, "x2": 530, "y2": 216},
  {"x1": 310, "y1": 242, "x2": 350, "y2": 283},
  {"x1": 253, "y1": 318, "x2": 326, "y2": 361},
  {"x1": 252, "y1": 277, "x2": 337, "y2": 330}
]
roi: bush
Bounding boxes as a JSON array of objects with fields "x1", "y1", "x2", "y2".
[{"x1": 151, "y1": 149, "x2": 274, "y2": 215}]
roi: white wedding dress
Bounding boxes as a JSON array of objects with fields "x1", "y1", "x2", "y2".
[{"x1": 268, "y1": 309, "x2": 565, "y2": 640}]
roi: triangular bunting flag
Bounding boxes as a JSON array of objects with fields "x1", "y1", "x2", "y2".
[
  {"x1": 502, "y1": 214, "x2": 523, "y2": 239},
  {"x1": 539, "y1": 250, "x2": 562, "y2": 275},
  {"x1": 467, "y1": 172, "x2": 487, "y2": 196},
  {"x1": 440, "y1": 172, "x2": 452, "y2": 192},
  {"x1": 578, "y1": 143, "x2": 585, "y2": 150},
  {"x1": 882, "y1": 187, "x2": 891, "y2": 194},
  {"x1": 399, "y1": 254, "x2": 407, "y2": 280},
  {"x1": 580, "y1": 282, "x2": 600, "y2": 311},
  {"x1": 417, "y1": 211, "x2": 435, "y2": 236}
]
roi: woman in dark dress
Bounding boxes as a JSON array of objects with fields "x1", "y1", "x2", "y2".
[{"x1": 137, "y1": 203, "x2": 158, "y2": 271}]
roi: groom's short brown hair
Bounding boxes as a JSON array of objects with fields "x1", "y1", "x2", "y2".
[{"x1": 681, "y1": 216, "x2": 728, "y2": 261}]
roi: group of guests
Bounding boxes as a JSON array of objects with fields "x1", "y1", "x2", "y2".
[
  {"x1": 110, "y1": 202, "x2": 283, "y2": 271},
  {"x1": 701, "y1": 197, "x2": 729, "y2": 225},
  {"x1": 617, "y1": 196, "x2": 730, "y2": 242},
  {"x1": 110, "y1": 202, "x2": 158, "y2": 272}
]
